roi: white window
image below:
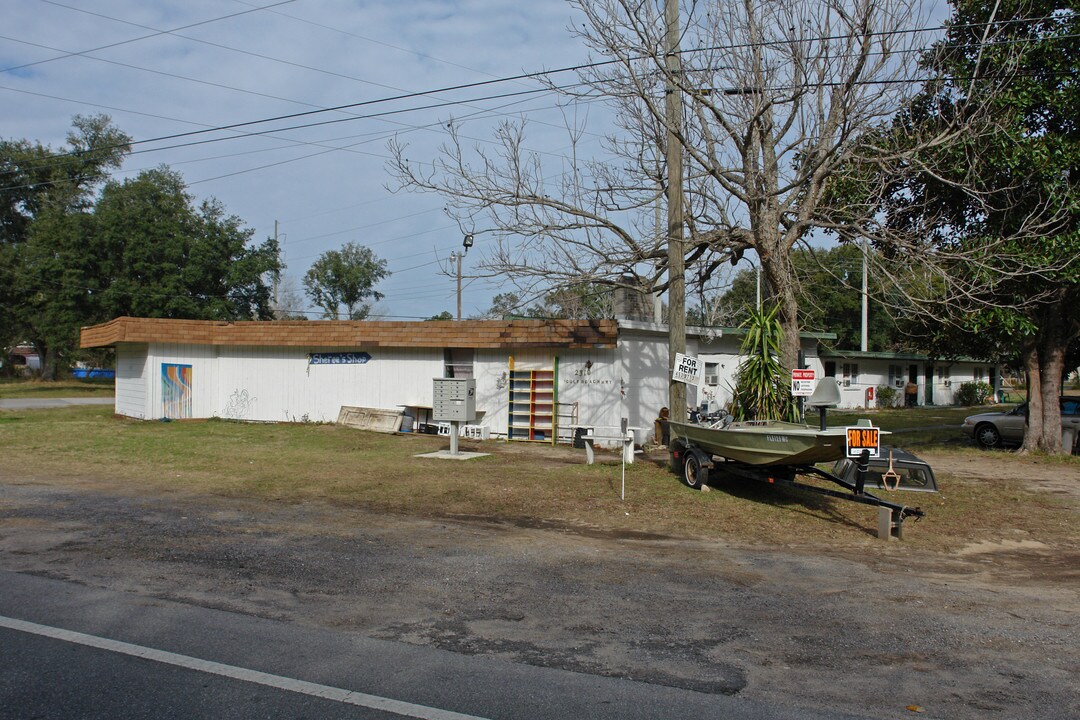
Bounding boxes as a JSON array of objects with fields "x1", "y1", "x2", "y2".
[
  {"x1": 842, "y1": 363, "x2": 859, "y2": 387},
  {"x1": 937, "y1": 366, "x2": 950, "y2": 386},
  {"x1": 888, "y1": 364, "x2": 904, "y2": 387},
  {"x1": 973, "y1": 367, "x2": 984, "y2": 381},
  {"x1": 704, "y1": 362, "x2": 720, "y2": 386},
  {"x1": 445, "y1": 349, "x2": 474, "y2": 379}
]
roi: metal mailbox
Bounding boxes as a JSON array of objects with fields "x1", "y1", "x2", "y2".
[{"x1": 432, "y1": 378, "x2": 476, "y2": 422}]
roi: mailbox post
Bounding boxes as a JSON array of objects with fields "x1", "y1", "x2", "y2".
[{"x1": 432, "y1": 378, "x2": 476, "y2": 455}]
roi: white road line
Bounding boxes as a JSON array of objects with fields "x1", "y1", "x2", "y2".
[{"x1": 0, "y1": 615, "x2": 490, "y2": 720}]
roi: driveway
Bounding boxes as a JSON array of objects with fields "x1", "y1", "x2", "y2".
[{"x1": 0, "y1": 397, "x2": 113, "y2": 410}]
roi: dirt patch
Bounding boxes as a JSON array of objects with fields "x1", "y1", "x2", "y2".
[
  {"x1": 1, "y1": 467, "x2": 1077, "y2": 720},
  {"x1": 918, "y1": 449, "x2": 1080, "y2": 503}
]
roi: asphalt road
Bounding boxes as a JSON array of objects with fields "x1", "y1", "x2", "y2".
[{"x1": 0, "y1": 571, "x2": 869, "y2": 720}]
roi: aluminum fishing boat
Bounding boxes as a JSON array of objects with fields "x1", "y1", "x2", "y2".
[{"x1": 668, "y1": 419, "x2": 875, "y2": 467}]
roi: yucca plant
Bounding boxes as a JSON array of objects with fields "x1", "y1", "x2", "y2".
[{"x1": 729, "y1": 304, "x2": 799, "y2": 422}]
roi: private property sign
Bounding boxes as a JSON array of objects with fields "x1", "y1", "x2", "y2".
[
  {"x1": 791, "y1": 368, "x2": 817, "y2": 397},
  {"x1": 672, "y1": 353, "x2": 704, "y2": 386}
]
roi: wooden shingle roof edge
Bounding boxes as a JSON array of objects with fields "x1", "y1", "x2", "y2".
[{"x1": 80, "y1": 316, "x2": 619, "y2": 350}]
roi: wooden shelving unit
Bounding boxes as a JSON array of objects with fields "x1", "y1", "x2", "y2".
[{"x1": 507, "y1": 357, "x2": 558, "y2": 444}]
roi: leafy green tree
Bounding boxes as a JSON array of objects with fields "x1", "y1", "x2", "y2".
[
  {"x1": 0, "y1": 115, "x2": 130, "y2": 378},
  {"x1": 95, "y1": 168, "x2": 281, "y2": 322},
  {"x1": 860, "y1": 0, "x2": 1079, "y2": 452},
  {"x1": 303, "y1": 242, "x2": 389, "y2": 320},
  {"x1": 709, "y1": 246, "x2": 901, "y2": 350},
  {"x1": 481, "y1": 285, "x2": 616, "y2": 320},
  {"x1": 426, "y1": 311, "x2": 454, "y2": 321},
  {"x1": 530, "y1": 284, "x2": 615, "y2": 319},
  {"x1": 2, "y1": 131, "x2": 280, "y2": 378},
  {"x1": 481, "y1": 292, "x2": 524, "y2": 319}
]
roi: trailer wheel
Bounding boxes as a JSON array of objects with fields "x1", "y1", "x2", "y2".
[{"x1": 683, "y1": 450, "x2": 708, "y2": 490}]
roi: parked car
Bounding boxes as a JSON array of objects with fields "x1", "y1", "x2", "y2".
[
  {"x1": 961, "y1": 398, "x2": 1080, "y2": 449},
  {"x1": 831, "y1": 447, "x2": 938, "y2": 493}
]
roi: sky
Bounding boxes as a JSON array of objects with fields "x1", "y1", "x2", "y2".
[
  {"x1": 2, "y1": 1, "x2": 956, "y2": 322},
  {"x1": 1, "y1": 0, "x2": 600, "y2": 319}
]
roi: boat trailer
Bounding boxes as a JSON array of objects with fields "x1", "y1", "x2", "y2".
[{"x1": 670, "y1": 442, "x2": 925, "y2": 540}]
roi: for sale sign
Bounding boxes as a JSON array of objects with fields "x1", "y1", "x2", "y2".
[
  {"x1": 845, "y1": 425, "x2": 881, "y2": 458},
  {"x1": 791, "y1": 368, "x2": 817, "y2": 397},
  {"x1": 672, "y1": 353, "x2": 704, "y2": 386}
]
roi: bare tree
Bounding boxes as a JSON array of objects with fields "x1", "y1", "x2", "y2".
[{"x1": 389, "y1": 0, "x2": 973, "y2": 372}]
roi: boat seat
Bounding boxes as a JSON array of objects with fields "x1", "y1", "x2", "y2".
[{"x1": 807, "y1": 376, "x2": 841, "y2": 408}]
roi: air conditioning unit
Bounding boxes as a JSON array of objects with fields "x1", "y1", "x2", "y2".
[
  {"x1": 705, "y1": 374, "x2": 719, "y2": 386},
  {"x1": 894, "y1": 379, "x2": 904, "y2": 388},
  {"x1": 842, "y1": 379, "x2": 851, "y2": 388}
]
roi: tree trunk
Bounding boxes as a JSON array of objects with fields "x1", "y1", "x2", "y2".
[
  {"x1": 1035, "y1": 308, "x2": 1068, "y2": 453},
  {"x1": 1019, "y1": 343, "x2": 1042, "y2": 455},
  {"x1": 34, "y1": 341, "x2": 60, "y2": 381},
  {"x1": 760, "y1": 251, "x2": 800, "y2": 372}
]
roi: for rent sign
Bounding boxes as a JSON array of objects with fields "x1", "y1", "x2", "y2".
[{"x1": 672, "y1": 353, "x2": 704, "y2": 386}]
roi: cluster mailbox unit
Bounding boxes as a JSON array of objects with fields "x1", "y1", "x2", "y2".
[{"x1": 432, "y1": 378, "x2": 476, "y2": 454}]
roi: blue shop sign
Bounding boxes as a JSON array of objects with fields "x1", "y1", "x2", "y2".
[{"x1": 309, "y1": 352, "x2": 372, "y2": 365}]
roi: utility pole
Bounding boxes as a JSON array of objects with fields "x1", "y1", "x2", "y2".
[
  {"x1": 272, "y1": 219, "x2": 280, "y2": 307},
  {"x1": 456, "y1": 251, "x2": 463, "y2": 320},
  {"x1": 860, "y1": 240, "x2": 868, "y2": 352},
  {"x1": 450, "y1": 234, "x2": 473, "y2": 321},
  {"x1": 665, "y1": 0, "x2": 687, "y2": 419}
]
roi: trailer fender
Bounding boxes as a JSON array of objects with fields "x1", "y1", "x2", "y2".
[{"x1": 681, "y1": 446, "x2": 713, "y2": 490}]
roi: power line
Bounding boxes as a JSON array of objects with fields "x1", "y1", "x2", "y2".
[
  {"x1": 8, "y1": 12, "x2": 1073, "y2": 167},
  {"x1": 3, "y1": 1, "x2": 297, "y2": 74},
  {"x1": 32, "y1": 0, "x2": 412, "y2": 96}
]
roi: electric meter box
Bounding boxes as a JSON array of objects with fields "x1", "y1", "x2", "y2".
[{"x1": 432, "y1": 378, "x2": 476, "y2": 422}]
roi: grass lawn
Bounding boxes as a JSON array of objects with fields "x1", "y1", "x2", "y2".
[
  {"x1": 1, "y1": 404, "x2": 1075, "y2": 552},
  {"x1": 0, "y1": 377, "x2": 115, "y2": 398}
]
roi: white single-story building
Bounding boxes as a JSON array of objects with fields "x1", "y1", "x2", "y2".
[
  {"x1": 816, "y1": 349, "x2": 1002, "y2": 408},
  {"x1": 80, "y1": 316, "x2": 833, "y2": 446},
  {"x1": 82, "y1": 316, "x2": 997, "y2": 442}
]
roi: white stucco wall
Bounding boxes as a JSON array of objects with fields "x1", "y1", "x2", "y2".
[
  {"x1": 114, "y1": 344, "x2": 149, "y2": 419},
  {"x1": 558, "y1": 347, "x2": 624, "y2": 434},
  {"x1": 126, "y1": 344, "x2": 446, "y2": 422},
  {"x1": 209, "y1": 345, "x2": 445, "y2": 423}
]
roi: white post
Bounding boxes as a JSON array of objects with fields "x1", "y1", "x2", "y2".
[{"x1": 620, "y1": 417, "x2": 629, "y2": 500}]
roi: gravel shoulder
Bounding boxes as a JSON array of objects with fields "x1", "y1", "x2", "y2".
[{"x1": 1, "y1": 462, "x2": 1077, "y2": 720}]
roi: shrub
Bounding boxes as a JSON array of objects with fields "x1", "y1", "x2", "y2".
[
  {"x1": 875, "y1": 385, "x2": 900, "y2": 408},
  {"x1": 729, "y1": 305, "x2": 798, "y2": 422},
  {"x1": 955, "y1": 381, "x2": 993, "y2": 406}
]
